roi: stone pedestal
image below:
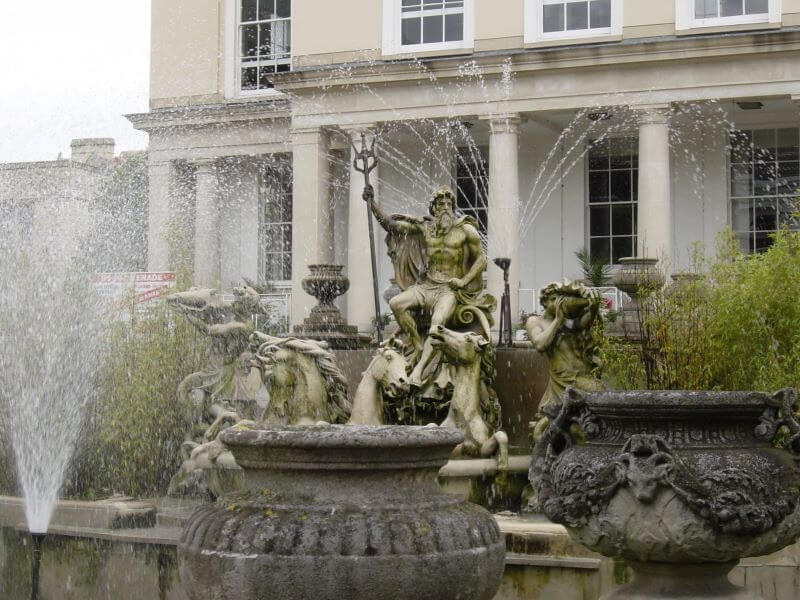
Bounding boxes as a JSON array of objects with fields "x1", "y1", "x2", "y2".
[
  {"x1": 611, "y1": 257, "x2": 665, "y2": 340},
  {"x1": 292, "y1": 264, "x2": 370, "y2": 348}
]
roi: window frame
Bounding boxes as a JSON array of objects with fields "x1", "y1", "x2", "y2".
[
  {"x1": 524, "y1": 0, "x2": 622, "y2": 44},
  {"x1": 260, "y1": 156, "x2": 293, "y2": 286},
  {"x1": 225, "y1": 0, "x2": 293, "y2": 99},
  {"x1": 585, "y1": 136, "x2": 639, "y2": 266},
  {"x1": 676, "y1": 0, "x2": 781, "y2": 31},
  {"x1": 382, "y1": 0, "x2": 475, "y2": 56},
  {"x1": 728, "y1": 126, "x2": 799, "y2": 253}
]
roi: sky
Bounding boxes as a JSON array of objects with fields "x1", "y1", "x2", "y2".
[{"x1": 0, "y1": 2, "x2": 150, "y2": 163}]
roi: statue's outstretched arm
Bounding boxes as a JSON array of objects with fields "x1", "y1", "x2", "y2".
[{"x1": 363, "y1": 184, "x2": 416, "y2": 234}]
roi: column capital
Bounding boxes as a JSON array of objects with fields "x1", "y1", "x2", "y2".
[
  {"x1": 188, "y1": 157, "x2": 218, "y2": 172},
  {"x1": 481, "y1": 113, "x2": 522, "y2": 135},
  {"x1": 291, "y1": 126, "x2": 331, "y2": 146},
  {"x1": 634, "y1": 103, "x2": 672, "y2": 125},
  {"x1": 346, "y1": 124, "x2": 381, "y2": 143}
]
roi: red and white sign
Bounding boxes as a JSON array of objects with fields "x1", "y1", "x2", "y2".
[{"x1": 93, "y1": 272, "x2": 176, "y2": 314}]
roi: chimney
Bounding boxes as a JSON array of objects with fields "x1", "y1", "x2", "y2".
[{"x1": 70, "y1": 138, "x2": 115, "y2": 163}]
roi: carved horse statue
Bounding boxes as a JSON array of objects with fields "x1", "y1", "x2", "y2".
[
  {"x1": 348, "y1": 339, "x2": 410, "y2": 425},
  {"x1": 251, "y1": 332, "x2": 351, "y2": 425},
  {"x1": 428, "y1": 325, "x2": 508, "y2": 465},
  {"x1": 168, "y1": 330, "x2": 350, "y2": 498}
]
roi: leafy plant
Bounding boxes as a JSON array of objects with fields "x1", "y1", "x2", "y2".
[
  {"x1": 600, "y1": 227, "x2": 800, "y2": 392},
  {"x1": 64, "y1": 294, "x2": 209, "y2": 498},
  {"x1": 575, "y1": 248, "x2": 612, "y2": 287}
]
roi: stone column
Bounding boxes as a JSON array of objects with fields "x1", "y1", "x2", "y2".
[
  {"x1": 486, "y1": 114, "x2": 521, "y2": 331},
  {"x1": 147, "y1": 160, "x2": 174, "y2": 271},
  {"x1": 636, "y1": 104, "x2": 673, "y2": 264},
  {"x1": 291, "y1": 127, "x2": 333, "y2": 324},
  {"x1": 347, "y1": 126, "x2": 380, "y2": 333},
  {"x1": 192, "y1": 158, "x2": 221, "y2": 288}
]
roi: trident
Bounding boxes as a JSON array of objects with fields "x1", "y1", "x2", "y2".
[{"x1": 351, "y1": 132, "x2": 383, "y2": 344}]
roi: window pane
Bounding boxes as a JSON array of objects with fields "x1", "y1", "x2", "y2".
[
  {"x1": 259, "y1": 66, "x2": 275, "y2": 88},
  {"x1": 612, "y1": 237, "x2": 633, "y2": 263},
  {"x1": 754, "y1": 160, "x2": 775, "y2": 196},
  {"x1": 754, "y1": 232, "x2": 772, "y2": 252},
  {"x1": 282, "y1": 254, "x2": 292, "y2": 280},
  {"x1": 242, "y1": 0, "x2": 257, "y2": 22},
  {"x1": 588, "y1": 139, "x2": 609, "y2": 169},
  {"x1": 776, "y1": 128, "x2": 799, "y2": 162},
  {"x1": 695, "y1": 0, "x2": 718, "y2": 18},
  {"x1": 632, "y1": 170, "x2": 639, "y2": 201},
  {"x1": 730, "y1": 130, "x2": 752, "y2": 163},
  {"x1": 273, "y1": 20, "x2": 291, "y2": 56},
  {"x1": 566, "y1": 1, "x2": 589, "y2": 30},
  {"x1": 589, "y1": 0, "x2": 611, "y2": 28},
  {"x1": 242, "y1": 24, "x2": 258, "y2": 57},
  {"x1": 590, "y1": 237, "x2": 611, "y2": 265},
  {"x1": 610, "y1": 170, "x2": 632, "y2": 202},
  {"x1": 753, "y1": 129, "x2": 776, "y2": 162},
  {"x1": 730, "y1": 164, "x2": 753, "y2": 197},
  {"x1": 423, "y1": 15, "x2": 444, "y2": 43},
  {"x1": 543, "y1": 4, "x2": 565, "y2": 32},
  {"x1": 610, "y1": 138, "x2": 634, "y2": 169},
  {"x1": 259, "y1": 23, "x2": 273, "y2": 56},
  {"x1": 444, "y1": 13, "x2": 463, "y2": 42},
  {"x1": 264, "y1": 226, "x2": 281, "y2": 251},
  {"x1": 777, "y1": 162, "x2": 799, "y2": 196},
  {"x1": 242, "y1": 67, "x2": 257, "y2": 90},
  {"x1": 778, "y1": 197, "x2": 800, "y2": 227},
  {"x1": 403, "y1": 0, "x2": 421, "y2": 7},
  {"x1": 745, "y1": 0, "x2": 768, "y2": 14},
  {"x1": 259, "y1": 0, "x2": 275, "y2": 20},
  {"x1": 720, "y1": 0, "x2": 744, "y2": 17},
  {"x1": 612, "y1": 205, "x2": 633, "y2": 236},
  {"x1": 276, "y1": 0, "x2": 291, "y2": 19},
  {"x1": 588, "y1": 171, "x2": 609, "y2": 203},
  {"x1": 590, "y1": 205, "x2": 610, "y2": 236},
  {"x1": 754, "y1": 201, "x2": 777, "y2": 230},
  {"x1": 282, "y1": 225, "x2": 292, "y2": 251},
  {"x1": 402, "y1": 18, "x2": 422, "y2": 44}
]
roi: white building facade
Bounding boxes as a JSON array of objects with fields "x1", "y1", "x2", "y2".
[{"x1": 130, "y1": 0, "x2": 800, "y2": 332}]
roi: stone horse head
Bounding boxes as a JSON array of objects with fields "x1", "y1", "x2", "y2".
[
  {"x1": 428, "y1": 325, "x2": 507, "y2": 462},
  {"x1": 251, "y1": 333, "x2": 351, "y2": 426},
  {"x1": 349, "y1": 338, "x2": 410, "y2": 425}
]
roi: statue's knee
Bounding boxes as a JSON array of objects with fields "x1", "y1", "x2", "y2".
[{"x1": 388, "y1": 296, "x2": 403, "y2": 313}]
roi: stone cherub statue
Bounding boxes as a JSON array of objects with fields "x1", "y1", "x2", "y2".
[
  {"x1": 525, "y1": 280, "x2": 605, "y2": 440},
  {"x1": 363, "y1": 183, "x2": 495, "y2": 387}
]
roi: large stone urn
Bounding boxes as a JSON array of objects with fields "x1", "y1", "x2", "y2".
[
  {"x1": 530, "y1": 388, "x2": 800, "y2": 599},
  {"x1": 179, "y1": 425, "x2": 505, "y2": 600}
]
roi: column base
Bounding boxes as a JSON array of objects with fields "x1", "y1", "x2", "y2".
[{"x1": 601, "y1": 561, "x2": 759, "y2": 600}]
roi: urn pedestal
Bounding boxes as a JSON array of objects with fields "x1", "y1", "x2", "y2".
[
  {"x1": 179, "y1": 425, "x2": 505, "y2": 600},
  {"x1": 530, "y1": 389, "x2": 800, "y2": 600},
  {"x1": 293, "y1": 264, "x2": 370, "y2": 348}
]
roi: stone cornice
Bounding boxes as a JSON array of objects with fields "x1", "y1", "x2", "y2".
[
  {"x1": 126, "y1": 99, "x2": 291, "y2": 132},
  {"x1": 273, "y1": 28, "x2": 800, "y2": 91}
]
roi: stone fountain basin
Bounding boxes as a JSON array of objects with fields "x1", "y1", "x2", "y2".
[
  {"x1": 179, "y1": 425, "x2": 505, "y2": 600},
  {"x1": 533, "y1": 390, "x2": 800, "y2": 565}
]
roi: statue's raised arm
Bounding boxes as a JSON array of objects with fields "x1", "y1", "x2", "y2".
[{"x1": 363, "y1": 183, "x2": 427, "y2": 290}]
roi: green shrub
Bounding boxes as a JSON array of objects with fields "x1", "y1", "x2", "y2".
[
  {"x1": 65, "y1": 297, "x2": 209, "y2": 498},
  {"x1": 601, "y1": 227, "x2": 800, "y2": 392}
]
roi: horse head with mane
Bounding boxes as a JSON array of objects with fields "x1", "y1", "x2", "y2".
[
  {"x1": 349, "y1": 337, "x2": 410, "y2": 425},
  {"x1": 251, "y1": 333, "x2": 351, "y2": 426}
]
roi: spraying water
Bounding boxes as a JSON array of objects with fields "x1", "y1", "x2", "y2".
[{"x1": 0, "y1": 242, "x2": 106, "y2": 533}]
